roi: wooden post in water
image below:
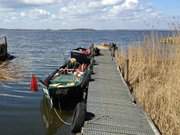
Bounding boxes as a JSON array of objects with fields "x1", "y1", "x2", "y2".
[
  {"x1": 0, "y1": 36, "x2": 8, "y2": 61},
  {"x1": 4, "y1": 36, "x2": 7, "y2": 56}
]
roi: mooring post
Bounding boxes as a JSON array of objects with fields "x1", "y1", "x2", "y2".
[
  {"x1": 122, "y1": 64, "x2": 125, "y2": 78},
  {"x1": 0, "y1": 36, "x2": 8, "y2": 60},
  {"x1": 125, "y1": 59, "x2": 129, "y2": 82},
  {"x1": 115, "y1": 46, "x2": 118, "y2": 58},
  {"x1": 118, "y1": 47, "x2": 125, "y2": 77},
  {"x1": 124, "y1": 47, "x2": 129, "y2": 82},
  {"x1": 4, "y1": 36, "x2": 8, "y2": 56},
  {"x1": 4, "y1": 36, "x2": 7, "y2": 45}
]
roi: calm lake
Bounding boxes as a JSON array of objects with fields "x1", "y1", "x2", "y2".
[{"x1": 0, "y1": 29, "x2": 173, "y2": 135}]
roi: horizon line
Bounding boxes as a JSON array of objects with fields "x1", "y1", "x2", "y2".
[{"x1": 0, "y1": 27, "x2": 177, "y2": 31}]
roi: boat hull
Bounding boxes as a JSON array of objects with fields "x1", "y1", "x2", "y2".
[
  {"x1": 42, "y1": 67, "x2": 91, "y2": 109},
  {"x1": 43, "y1": 84, "x2": 88, "y2": 109}
]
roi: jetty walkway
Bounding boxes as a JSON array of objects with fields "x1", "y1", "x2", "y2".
[{"x1": 80, "y1": 49, "x2": 159, "y2": 135}]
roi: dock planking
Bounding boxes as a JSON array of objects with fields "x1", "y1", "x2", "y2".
[{"x1": 81, "y1": 49, "x2": 159, "y2": 135}]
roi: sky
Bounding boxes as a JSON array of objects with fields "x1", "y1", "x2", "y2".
[{"x1": 0, "y1": 0, "x2": 180, "y2": 30}]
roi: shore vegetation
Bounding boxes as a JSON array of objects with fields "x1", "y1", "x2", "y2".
[{"x1": 116, "y1": 32, "x2": 180, "y2": 135}]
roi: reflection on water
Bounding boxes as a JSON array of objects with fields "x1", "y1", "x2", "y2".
[
  {"x1": 40, "y1": 96, "x2": 74, "y2": 135},
  {"x1": 0, "y1": 60, "x2": 23, "y2": 81}
]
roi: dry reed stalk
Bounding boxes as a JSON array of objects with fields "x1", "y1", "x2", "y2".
[
  {"x1": 116, "y1": 33, "x2": 180, "y2": 135},
  {"x1": 0, "y1": 62, "x2": 22, "y2": 81}
]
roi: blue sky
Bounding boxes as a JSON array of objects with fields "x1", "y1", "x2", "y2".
[
  {"x1": 0, "y1": 0, "x2": 179, "y2": 29},
  {"x1": 151, "y1": 0, "x2": 180, "y2": 15}
]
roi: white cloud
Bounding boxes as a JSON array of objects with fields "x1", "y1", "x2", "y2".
[
  {"x1": 0, "y1": 0, "x2": 166, "y2": 29},
  {"x1": 18, "y1": 0, "x2": 58, "y2": 5},
  {"x1": 101, "y1": 0, "x2": 123, "y2": 5},
  {"x1": 20, "y1": 8, "x2": 52, "y2": 19},
  {"x1": 121, "y1": 0, "x2": 139, "y2": 9},
  {"x1": 59, "y1": 0, "x2": 139, "y2": 16},
  {"x1": 58, "y1": 0, "x2": 140, "y2": 19},
  {"x1": 0, "y1": 0, "x2": 157, "y2": 22},
  {"x1": 0, "y1": 0, "x2": 60, "y2": 9},
  {"x1": 0, "y1": 7, "x2": 13, "y2": 12},
  {"x1": 108, "y1": 0, "x2": 139, "y2": 16}
]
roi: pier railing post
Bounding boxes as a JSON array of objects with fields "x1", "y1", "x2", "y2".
[
  {"x1": 122, "y1": 64, "x2": 125, "y2": 78},
  {"x1": 124, "y1": 59, "x2": 129, "y2": 82},
  {"x1": 124, "y1": 48, "x2": 129, "y2": 82}
]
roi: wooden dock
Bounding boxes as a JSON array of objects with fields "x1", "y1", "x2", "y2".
[{"x1": 81, "y1": 49, "x2": 159, "y2": 135}]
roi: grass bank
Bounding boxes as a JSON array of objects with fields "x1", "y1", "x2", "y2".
[{"x1": 116, "y1": 33, "x2": 180, "y2": 135}]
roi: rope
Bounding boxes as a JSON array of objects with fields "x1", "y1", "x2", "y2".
[
  {"x1": 53, "y1": 108, "x2": 72, "y2": 126},
  {"x1": 51, "y1": 97, "x2": 73, "y2": 126}
]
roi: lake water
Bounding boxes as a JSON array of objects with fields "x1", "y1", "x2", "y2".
[{"x1": 0, "y1": 29, "x2": 173, "y2": 135}]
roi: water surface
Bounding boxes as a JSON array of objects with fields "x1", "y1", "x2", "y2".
[{"x1": 0, "y1": 29, "x2": 173, "y2": 135}]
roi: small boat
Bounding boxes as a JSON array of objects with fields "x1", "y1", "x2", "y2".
[
  {"x1": 40, "y1": 58, "x2": 91, "y2": 109},
  {"x1": 31, "y1": 46, "x2": 96, "y2": 133},
  {"x1": 71, "y1": 47, "x2": 92, "y2": 64},
  {"x1": 93, "y1": 47, "x2": 100, "y2": 56},
  {"x1": 71, "y1": 46, "x2": 99, "y2": 71}
]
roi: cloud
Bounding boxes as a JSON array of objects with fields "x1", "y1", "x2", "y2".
[
  {"x1": 19, "y1": 0, "x2": 58, "y2": 5},
  {"x1": 0, "y1": 0, "x2": 165, "y2": 29},
  {"x1": 20, "y1": 8, "x2": 54, "y2": 20},
  {"x1": 0, "y1": 0, "x2": 59, "y2": 8},
  {"x1": 0, "y1": 0, "x2": 157, "y2": 21},
  {"x1": 101, "y1": 0, "x2": 123, "y2": 5},
  {"x1": 58, "y1": 0, "x2": 141, "y2": 20},
  {"x1": 121, "y1": 0, "x2": 139, "y2": 9}
]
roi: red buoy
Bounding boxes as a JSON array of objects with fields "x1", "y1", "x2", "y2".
[{"x1": 31, "y1": 74, "x2": 38, "y2": 92}]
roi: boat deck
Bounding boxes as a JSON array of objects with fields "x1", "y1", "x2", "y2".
[{"x1": 80, "y1": 49, "x2": 159, "y2": 135}]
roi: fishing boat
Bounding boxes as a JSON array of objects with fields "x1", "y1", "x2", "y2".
[
  {"x1": 71, "y1": 46, "x2": 100, "y2": 63},
  {"x1": 40, "y1": 58, "x2": 91, "y2": 109},
  {"x1": 71, "y1": 47, "x2": 92, "y2": 64},
  {"x1": 30, "y1": 46, "x2": 95, "y2": 133}
]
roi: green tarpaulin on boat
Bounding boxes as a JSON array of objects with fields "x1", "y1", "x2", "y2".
[
  {"x1": 50, "y1": 74, "x2": 76, "y2": 84},
  {"x1": 49, "y1": 73, "x2": 83, "y2": 88}
]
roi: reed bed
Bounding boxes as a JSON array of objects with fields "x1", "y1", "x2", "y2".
[
  {"x1": 116, "y1": 33, "x2": 180, "y2": 135},
  {"x1": 0, "y1": 62, "x2": 22, "y2": 81}
]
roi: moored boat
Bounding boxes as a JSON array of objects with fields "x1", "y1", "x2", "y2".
[
  {"x1": 31, "y1": 45, "x2": 96, "y2": 133},
  {"x1": 40, "y1": 58, "x2": 91, "y2": 109},
  {"x1": 71, "y1": 47, "x2": 92, "y2": 64}
]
